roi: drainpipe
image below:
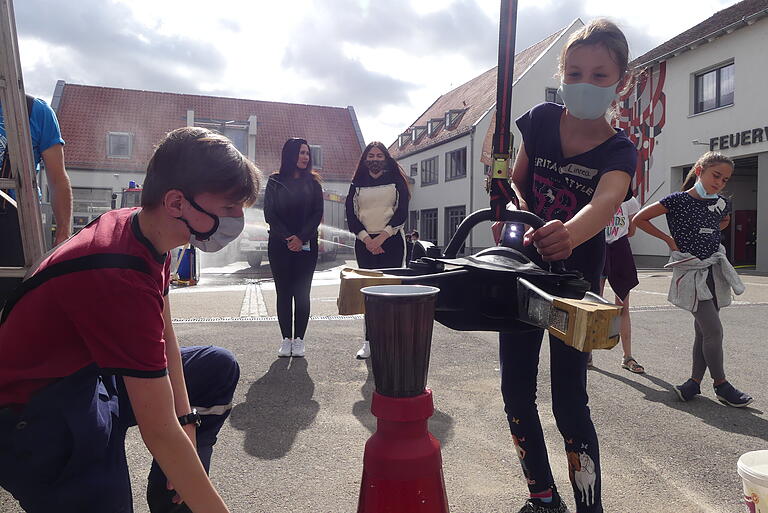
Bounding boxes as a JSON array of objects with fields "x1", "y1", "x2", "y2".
[
  {"x1": 248, "y1": 115, "x2": 257, "y2": 163},
  {"x1": 468, "y1": 127, "x2": 475, "y2": 253}
]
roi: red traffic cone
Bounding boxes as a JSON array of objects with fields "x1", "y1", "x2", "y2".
[{"x1": 357, "y1": 389, "x2": 449, "y2": 513}]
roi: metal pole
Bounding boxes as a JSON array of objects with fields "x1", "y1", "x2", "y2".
[{"x1": 488, "y1": 0, "x2": 521, "y2": 220}]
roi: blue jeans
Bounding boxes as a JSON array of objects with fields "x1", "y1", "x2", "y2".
[
  {"x1": 500, "y1": 330, "x2": 602, "y2": 513},
  {"x1": 0, "y1": 345, "x2": 239, "y2": 513}
]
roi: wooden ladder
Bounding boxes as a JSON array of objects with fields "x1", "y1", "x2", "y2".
[{"x1": 0, "y1": 0, "x2": 45, "y2": 281}]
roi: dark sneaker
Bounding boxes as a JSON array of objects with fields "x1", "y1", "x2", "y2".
[
  {"x1": 675, "y1": 378, "x2": 701, "y2": 401},
  {"x1": 517, "y1": 491, "x2": 569, "y2": 513},
  {"x1": 715, "y1": 382, "x2": 754, "y2": 408}
]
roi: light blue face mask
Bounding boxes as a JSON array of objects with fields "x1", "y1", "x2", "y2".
[
  {"x1": 558, "y1": 81, "x2": 619, "y2": 120},
  {"x1": 694, "y1": 180, "x2": 719, "y2": 199}
]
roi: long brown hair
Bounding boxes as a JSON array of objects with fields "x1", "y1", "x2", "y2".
[
  {"x1": 681, "y1": 151, "x2": 735, "y2": 191},
  {"x1": 352, "y1": 141, "x2": 410, "y2": 199}
]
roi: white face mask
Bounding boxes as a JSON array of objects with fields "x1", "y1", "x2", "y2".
[
  {"x1": 558, "y1": 80, "x2": 619, "y2": 120},
  {"x1": 190, "y1": 215, "x2": 245, "y2": 253},
  {"x1": 694, "y1": 180, "x2": 719, "y2": 200},
  {"x1": 177, "y1": 196, "x2": 245, "y2": 253}
]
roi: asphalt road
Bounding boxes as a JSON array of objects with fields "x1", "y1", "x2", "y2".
[{"x1": 2, "y1": 259, "x2": 767, "y2": 512}]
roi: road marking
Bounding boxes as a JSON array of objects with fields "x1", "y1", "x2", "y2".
[
  {"x1": 239, "y1": 282, "x2": 269, "y2": 317},
  {"x1": 173, "y1": 314, "x2": 363, "y2": 324},
  {"x1": 173, "y1": 302, "x2": 768, "y2": 324}
]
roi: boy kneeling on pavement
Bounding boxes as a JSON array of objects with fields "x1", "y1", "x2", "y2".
[{"x1": 0, "y1": 127, "x2": 260, "y2": 513}]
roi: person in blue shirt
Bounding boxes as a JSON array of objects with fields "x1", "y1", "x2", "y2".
[{"x1": 0, "y1": 95, "x2": 72, "y2": 304}]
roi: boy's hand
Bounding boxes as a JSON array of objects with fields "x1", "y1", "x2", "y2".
[{"x1": 525, "y1": 220, "x2": 572, "y2": 261}]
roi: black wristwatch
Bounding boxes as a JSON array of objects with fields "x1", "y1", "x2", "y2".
[{"x1": 178, "y1": 408, "x2": 201, "y2": 427}]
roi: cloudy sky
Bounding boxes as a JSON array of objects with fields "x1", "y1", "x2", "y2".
[{"x1": 17, "y1": 0, "x2": 736, "y2": 144}]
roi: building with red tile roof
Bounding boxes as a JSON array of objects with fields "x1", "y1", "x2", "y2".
[{"x1": 49, "y1": 81, "x2": 365, "y2": 230}]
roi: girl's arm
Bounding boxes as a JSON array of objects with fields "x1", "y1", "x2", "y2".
[
  {"x1": 345, "y1": 183, "x2": 368, "y2": 240},
  {"x1": 297, "y1": 180, "x2": 324, "y2": 243},
  {"x1": 263, "y1": 179, "x2": 291, "y2": 239},
  {"x1": 529, "y1": 171, "x2": 629, "y2": 261},
  {"x1": 632, "y1": 202, "x2": 678, "y2": 251},
  {"x1": 383, "y1": 177, "x2": 409, "y2": 235}
]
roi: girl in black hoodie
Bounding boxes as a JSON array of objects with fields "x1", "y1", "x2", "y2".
[{"x1": 264, "y1": 138, "x2": 323, "y2": 358}]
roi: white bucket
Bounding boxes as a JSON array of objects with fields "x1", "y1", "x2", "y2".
[{"x1": 737, "y1": 450, "x2": 768, "y2": 512}]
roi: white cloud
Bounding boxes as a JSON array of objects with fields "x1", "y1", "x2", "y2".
[{"x1": 15, "y1": 0, "x2": 745, "y2": 145}]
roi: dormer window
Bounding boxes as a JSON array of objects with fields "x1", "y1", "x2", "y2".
[
  {"x1": 398, "y1": 132, "x2": 411, "y2": 148},
  {"x1": 444, "y1": 109, "x2": 466, "y2": 130},
  {"x1": 427, "y1": 118, "x2": 443, "y2": 136},
  {"x1": 411, "y1": 126, "x2": 427, "y2": 143}
]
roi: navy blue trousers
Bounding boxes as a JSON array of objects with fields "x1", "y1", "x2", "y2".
[
  {"x1": 0, "y1": 345, "x2": 239, "y2": 513},
  {"x1": 499, "y1": 330, "x2": 602, "y2": 513}
]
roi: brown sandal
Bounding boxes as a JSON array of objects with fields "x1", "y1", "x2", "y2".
[{"x1": 622, "y1": 357, "x2": 645, "y2": 374}]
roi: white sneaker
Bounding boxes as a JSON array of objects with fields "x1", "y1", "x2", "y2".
[
  {"x1": 277, "y1": 338, "x2": 292, "y2": 357},
  {"x1": 356, "y1": 340, "x2": 370, "y2": 359},
  {"x1": 292, "y1": 338, "x2": 305, "y2": 357}
]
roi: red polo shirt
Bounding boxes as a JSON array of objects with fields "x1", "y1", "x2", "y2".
[{"x1": 0, "y1": 208, "x2": 170, "y2": 405}]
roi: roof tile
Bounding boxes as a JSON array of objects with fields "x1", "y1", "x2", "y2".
[
  {"x1": 56, "y1": 84, "x2": 365, "y2": 182},
  {"x1": 632, "y1": 0, "x2": 768, "y2": 66}
]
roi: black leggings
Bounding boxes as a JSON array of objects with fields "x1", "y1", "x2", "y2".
[{"x1": 268, "y1": 238, "x2": 318, "y2": 339}]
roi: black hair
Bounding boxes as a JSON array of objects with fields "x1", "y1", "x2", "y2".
[
  {"x1": 278, "y1": 137, "x2": 321, "y2": 181},
  {"x1": 351, "y1": 141, "x2": 410, "y2": 199}
]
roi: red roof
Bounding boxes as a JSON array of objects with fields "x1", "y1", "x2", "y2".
[
  {"x1": 388, "y1": 25, "x2": 569, "y2": 159},
  {"x1": 632, "y1": 0, "x2": 768, "y2": 67},
  {"x1": 56, "y1": 83, "x2": 365, "y2": 182}
]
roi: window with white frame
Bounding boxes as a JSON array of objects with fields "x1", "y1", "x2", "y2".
[
  {"x1": 545, "y1": 87, "x2": 563, "y2": 105},
  {"x1": 445, "y1": 147, "x2": 467, "y2": 181},
  {"x1": 222, "y1": 126, "x2": 248, "y2": 154},
  {"x1": 444, "y1": 205, "x2": 466, "y2": 254},
  {"x1": 420, "y1": 208, "x2": 438, "y2": 244},
  {"x1": 107, "y1": 132, "x2": 132, "y2": 158},
  {"x1": 410, "y1": 163, "x2": 418, "y2": 177},
  {"x1": 421, "y1": 156, "x2": 438, "y2": 186},
  {"x1": 309, "y1": 145, "x2": 323, "y2": 169},
  {"x1": 694, "y1": 62, "x2": 734, "y2": 114}
]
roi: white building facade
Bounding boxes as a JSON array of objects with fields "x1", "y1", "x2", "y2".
[{"x1": 618, "y1": 0, "x2": 768, "y2": 269}]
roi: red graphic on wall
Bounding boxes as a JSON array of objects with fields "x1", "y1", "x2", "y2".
[{"x1": 615, "y1": 62, "x2": 667, "y2": 204}]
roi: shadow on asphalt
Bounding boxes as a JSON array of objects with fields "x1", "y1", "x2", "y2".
[
  {"x1": 591, "y1": 366, "x2": 768, "y2": 441},
  {"x1": 351, "y1": 359, "x2": 456, "y2": 445},
  {"x1": 229, "y1": 357, "x2": 320, "y2": 459}
]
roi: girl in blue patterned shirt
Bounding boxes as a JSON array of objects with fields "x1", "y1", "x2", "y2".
[{"x1": 633, "y1": 151, "x2": 752, "y2": 408}]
